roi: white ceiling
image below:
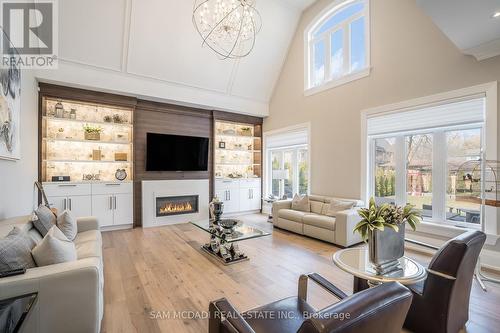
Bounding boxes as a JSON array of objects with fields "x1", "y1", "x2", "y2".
[
  {"x1": 43, "y1": 0, "x2": 315, "y2": 116},
  {"x1": 417, "y1": 0, "x2": 500, "y2": 61}
]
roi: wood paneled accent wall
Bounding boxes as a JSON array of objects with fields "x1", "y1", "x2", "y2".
[
  {"x1": 38, "y1": 83, "x2": 263, "y2": 228},
  {"x1": 133, "y1": 100, "x2": 213, "y2": 227}
]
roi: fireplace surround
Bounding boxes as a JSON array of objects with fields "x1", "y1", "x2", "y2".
[{"x1": 142, "y1": 179, "x2": 210, "y2": 227}]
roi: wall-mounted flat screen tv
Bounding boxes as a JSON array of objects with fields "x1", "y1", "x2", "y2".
[{"x1": 146, "y1": 132, "x2": 209, "y2": 171}]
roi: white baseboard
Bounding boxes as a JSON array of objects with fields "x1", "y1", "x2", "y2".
[{"x1": 101, "y1": 224, "x2": 133, "y2": 232}]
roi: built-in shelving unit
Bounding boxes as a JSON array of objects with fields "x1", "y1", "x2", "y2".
[
  {"x1": 214, "y1": 120, "x2": 262, "y2": 179},
  {"x1": 40, "y1": 96, "x2": 134, "y2": 183}
]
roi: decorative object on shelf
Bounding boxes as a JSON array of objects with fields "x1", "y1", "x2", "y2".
[
  {"x1": 247, "y1": 144, "x2": 252, "y2": 150},
  {"x1": 83, "y1": 124, "x2": 102, "y2": 141},
  {"x1": 51, "y1": 176, "x2": 70, "y2": 182},
  {"x1": 228, "y1": 172, "x2": 243, "y2": 178},
  {"x1": 239, "y1": 127, "x2": 252, "y2": 136},
  {"x1": 115, "y1": 132, "x2": 128, "y2": 142},
  {"x1": 218, "y1": 141, "x2": 226, "y2": 149},
  {"x1": 54, "y1": 101, "x2": 64, "y2": 118},
  {"x1": 112, "y1": 113, "x2": 124, "y2": 123},
  {"x1": 62, "y1": 108, "x2": 70, "y2": 119},
  {"x1": 222, "y1": 129, "x2": 236, "y2": 135},
  {"x1": 82, "y1": 173, "x2": 100, "y2": 181},
  {"x1": 115, "y1": 168, "x2": 127, "y2": 181},
  {"x1": 0, "y1": 27, "x2": 21, "y2": 161},
  {"x1": 354, "y1": 198, "x2": 421, "y2": 274},
  {"x1": 69, "y1": 109, "x2": 77, "y2": 120},
  {"x1": 56, "y1": 128, "x2": 65, "y2": 139},
  {"x1": 103, "y1": 115, "x2": 112, "y2": 123},
  {"x1": 92, "y1": 149, "x2": 102, "y2": 161},
  {"x1": 192, "y1": 0, "x2": 262, "y2": 59},
  {"x1": 114, "y1": 152, "x2": 128, "y2": 161}
]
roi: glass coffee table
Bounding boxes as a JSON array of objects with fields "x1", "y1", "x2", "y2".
[
  {"x1": 333, "y1": 247, "x2": 427, "y2": 287},
  {"x1": 190, "y1": 219, "x2": 270, "y2": 265}
]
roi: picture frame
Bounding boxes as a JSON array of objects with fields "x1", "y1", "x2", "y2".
[
  {"x1": 218, "y1": 141, "x2": 226, "y2": 149},
  {"x1": 0, "y1": 27, "x2": 22, "y2": 161}
]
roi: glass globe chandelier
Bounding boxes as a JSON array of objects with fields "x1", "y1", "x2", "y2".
[{"x1": 192, "y1": 0, "x2": 262, "y2": 59}]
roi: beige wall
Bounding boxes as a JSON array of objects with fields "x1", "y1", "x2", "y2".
[{"x1": 265, "y1": 0, "x2": 500, "y2": 200}]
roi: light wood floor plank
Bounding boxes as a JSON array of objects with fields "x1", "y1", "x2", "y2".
[{"x1": 102, "y1": 213, "x2": 500, "y2": 333}]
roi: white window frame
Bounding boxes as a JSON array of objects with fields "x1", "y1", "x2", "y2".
[
  {"x1": 304, "y1": 0, "x2": 371, "y2": 96},
  {"x1": 267, "y1": 145, "x2": 309, "y2": 198},
  {"x1": 263, "y1": 123, "x2": 312, "y2": 198},
  {"x1": 369, "y1": 124, "x2": 484, "y2": 229},
  {"x1": 361, "y1": 82, "x2": 499, "y2": 241}
]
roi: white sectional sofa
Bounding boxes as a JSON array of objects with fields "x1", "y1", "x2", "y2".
[
  {"x1": 0, "y1": 215, "x2": 103, "y2": 333},
  {"x1": 272, "y1": 195, "x2": 364, "y2": 247}
]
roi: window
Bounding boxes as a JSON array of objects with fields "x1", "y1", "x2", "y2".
[
  {"x1": 265, "y1": 127, "x2": 310, "y2": 199},
  {"x1": 367, "y1": 97, "x2": 485, "y2": 228},
  {"x1": 305, "y1": 0, "x2": 370, "y2": 93}
]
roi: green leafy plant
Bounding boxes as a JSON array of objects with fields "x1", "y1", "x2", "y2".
[
  {"x1": 353, "y1": 197, "x2": 421, "y2": 241},
  {"x1": 83, "y1": 124, "x2": 102, "y2": 133}
]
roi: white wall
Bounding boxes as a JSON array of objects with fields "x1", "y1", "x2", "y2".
[{"x1": 0, "y1": 69, "x2": 39, "y2": 219}]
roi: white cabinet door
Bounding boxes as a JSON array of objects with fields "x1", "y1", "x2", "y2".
[
  {"x1": 239, "y1": 188, "x2": 252, "y2": 211},
  {"x1": 225, "y1": 188, "x2": 240, "y2": 213},
  {"x1": 47, "y1": 196, "x2": 67, "y2": 213},
  {"x1": 92, "y1": 194, "x2": 114, "y2": 227},
  {"x1": 113, "y1": 193, "x2": 133, "y2": 226},
  {"x1": 67, "y1": 195, "x2": 92, "y2": 218},
  {"x1": 249, "y1": 187, "x2": 261, "y2": 210}
]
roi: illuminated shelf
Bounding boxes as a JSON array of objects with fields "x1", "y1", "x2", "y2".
[
  {"x1": 43, "y1": 159, "x2": 130, "y2": 164},
  {"x1": 216, "y1": 133, "x2": 259, "y2": 139},
  {"x1": 216, "y1": 162, "x2": 260, "y2": 166},
  {"x1": 43, "y1": 138, "x2": 131, "y2": 145},
  {"x1": 215, "y1": 148, "x2": 261, "y2": 152},
  {"x1": 43, "y1": 116, "x2": 132, "y2": 128}
]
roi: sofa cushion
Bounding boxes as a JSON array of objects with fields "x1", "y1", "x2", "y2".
[
  {"x1": 322, "y1": 199, "x2": 356, "y2": 217},
  {"x1": 278, "y1": 209, "x2": 307, "y2": 223},
  {"x1": 291, "y1": 194, "x2": 311, "y2": 212},
  {"x1": 0, "y1": 227, "x2": 37, "y2": 271},
  {"x1": 32, "y1": 226, "x2": 77, "y2": 267},
  {"x1": 310, "y1": 201, "x2": 324, "y2": 214},
  {"x1": 75, "y1": 239, "x2": 102, "y2": 260},
  {"x1": 57, "y1": 210, "x2": 78, "y2": 241},
  {"x1": 303, "y1": 214, "x2": 336, "y2": 231},
  {"x1": 33, "y1": 205, "x2": 56, "y2": 236},
  {"x1": 74, "y1": 230, "x2": 102, "y2": 244}
]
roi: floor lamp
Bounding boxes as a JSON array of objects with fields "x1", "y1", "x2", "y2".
[{"x1": 272, "y1": 169, "x2": 290, "y2": 199}]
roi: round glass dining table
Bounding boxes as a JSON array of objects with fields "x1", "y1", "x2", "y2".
[{"x1": 333, "y1": 247, "x2": 427, "y2": 286}]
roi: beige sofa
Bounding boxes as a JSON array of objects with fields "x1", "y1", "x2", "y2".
[
  {"x1": 272, "y1": 195, "x2": 364, "y2": 247},
  {"x1": 0, "y1": 215, "x2": 103, "y2": 333}
]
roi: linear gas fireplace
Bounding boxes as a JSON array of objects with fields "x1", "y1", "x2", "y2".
[{"x1": 156, "y1": 195, "x2": 199, "y2": 217}]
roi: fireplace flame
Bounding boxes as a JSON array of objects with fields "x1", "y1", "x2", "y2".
[{"x1": 159, "y1": 201, "x2": 193, "y2": 214}]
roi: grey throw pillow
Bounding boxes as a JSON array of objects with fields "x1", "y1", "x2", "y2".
[
  {"x1": 32, "y1": 226, "x2": 77, "y2": 267},
  {"x1": 33, "y1": 205, "x2": 56, "y2": 236},
  {"x1": 56, "y1": 210, "x2": 78, "y2": 241},
  {"x1": 291, "y1": 194, "x2": 311, "y2": 212},
  {"x1": 0, "y1": 227, "x2": 37, "y2": 271}
]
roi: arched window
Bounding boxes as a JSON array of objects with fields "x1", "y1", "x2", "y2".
[{"x1": 305, "y1": 0, "x2": 370, "y2": 94}]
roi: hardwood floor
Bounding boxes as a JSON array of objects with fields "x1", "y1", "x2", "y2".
[{"x1": 101, "y1": 214, "x2": 500, "y2": 333}]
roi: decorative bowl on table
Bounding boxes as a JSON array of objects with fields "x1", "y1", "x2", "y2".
[{"x1": 219, "y1": 219, "x2": 240, "y2": 231}]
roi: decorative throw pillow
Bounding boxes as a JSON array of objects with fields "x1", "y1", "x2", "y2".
[
  {"x1": 33, "y1": 205, "x2": 56, "y2": 237},
  {"x1": 291, "y1": 194, "x2": 311, "y2": 212},
  {"x1": 32, "y1": 226, "x2": 77, "y2": 267},
  {"x1": 56, "y1": 210, "x2": 78, "y2": 241},
  {"x1": 0, "y1": 227, "x2": 37, "y2": 271},
  {"x1": 324, "y1": 199, "x2": 355, "y2": 217}
]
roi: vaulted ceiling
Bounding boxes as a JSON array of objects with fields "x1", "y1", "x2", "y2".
[
  {"x1": 417, "y1": 0, "x2": 500, "y2": 61},
  {"x1": 35, "y1": 0, "x2": 316, "y2": 116}
]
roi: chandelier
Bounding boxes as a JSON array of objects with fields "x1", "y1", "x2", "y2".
[{"x1": 192, "y1": 0, "x2": 262, "y2": 59}]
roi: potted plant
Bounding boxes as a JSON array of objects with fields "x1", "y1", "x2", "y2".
[
  {"x1": 83, "y1": 124, "x2": 102, "y2": 141},
  {"x1": 354, "y1": 198, "x2": 421, "y2": 273}
]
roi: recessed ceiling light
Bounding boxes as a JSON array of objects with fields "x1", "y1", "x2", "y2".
[{"x1": 493, "y1": 12, "x2": 500, "y2": 18}]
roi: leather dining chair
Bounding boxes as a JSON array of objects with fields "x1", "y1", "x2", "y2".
[
  {"x1": 354, "y1": 230, "x2": 486, "y2": 333},
  {"x1": 209, "y1": 273, "x2": 413, "y2": 333}
]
